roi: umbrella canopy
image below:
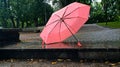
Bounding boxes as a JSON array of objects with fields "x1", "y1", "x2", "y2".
[{"x1": 40, "y1": 2, "x2": 90, "y2": 44}]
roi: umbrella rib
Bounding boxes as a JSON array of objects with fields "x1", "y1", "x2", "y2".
[
  {"x1": 64, "y1": 7, "x2": 80, "y2": 17},
  {"x1": 54, "y1": 14, "x2": 61, "y2": 18},
  {"x1": 59, "y1": 21, "x2": 62, "y2": 41},
  {"x1": 62, "y1": 21, "x2": 79, "y2": 42},
  {"x1": 63, "y1": 22, "x2": 76, "y2": 34},
  {"x1": 64, "y1": 17, "x2": 81, "y2": 19},
  {"x1": 48, "y1": 21, "x2": 60, "y2": 36},
  {"x1": 45, "y1": 19, "x2": 60, "y2": 27},
  {"x1": 62, "y1": 7, "x2": 68, "y2": 17}
]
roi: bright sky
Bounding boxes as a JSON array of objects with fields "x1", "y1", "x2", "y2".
[
  {"x1": 95, "y1": 0, "x2": 102, "y2": 2},
  {"x1": 47, "y1": 0, "x2": 102, "y2": 7}
]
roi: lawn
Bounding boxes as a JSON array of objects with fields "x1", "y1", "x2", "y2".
[{"x1": 97, "y1": 21, "x2": 120, "y2": 28}]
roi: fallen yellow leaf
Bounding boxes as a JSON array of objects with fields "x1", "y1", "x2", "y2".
[
  {"x1": 51, "y1": 61, "x2": 57, "y2": 65},
  {"x1": 110, "y1": 63, "x2": 116, "y2": 66},
  {"x1": 66, "y1": 59, "x2": 71, "y2": 61},
  {"x1": 105, "y1": 61, "x2": 109, "y2": 64},
  {"x1": 57, "y1": 59, "x2": 63, "y2": 62}
]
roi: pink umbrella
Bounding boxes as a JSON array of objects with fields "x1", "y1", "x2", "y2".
[{"x1": 40, "y1": 2, "x2": 90, "y2": 46}]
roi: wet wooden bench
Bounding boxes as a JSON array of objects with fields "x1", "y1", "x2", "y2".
[{"x1": 0, "y1": 28, "x2": 20, "y2": 42}]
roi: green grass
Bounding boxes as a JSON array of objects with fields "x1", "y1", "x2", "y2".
[{"x1": 97, "y1": 21, "x2": 120, "y2": 28}]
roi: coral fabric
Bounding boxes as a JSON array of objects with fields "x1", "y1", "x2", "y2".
[{"x1": 40, "y1": 2, "x2": 90, "y2": 44}]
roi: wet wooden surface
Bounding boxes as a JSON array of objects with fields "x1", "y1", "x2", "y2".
[
  {"x1": 0, "y1": 24, "x2": 119, "y2": 63},
  {"x1": 0, "y1": 24, "x2": 120, "y2": 49}
]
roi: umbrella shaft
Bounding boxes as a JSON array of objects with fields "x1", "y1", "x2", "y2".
[
  {"x1": 62, "y1": 21, "x2": 79, "y2": 42},
  {"x1": 72, "y1": 34, "x2": 79, "y2": 42}
]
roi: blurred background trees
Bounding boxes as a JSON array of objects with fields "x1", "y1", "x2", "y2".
[
  {"x1": 0, "y1": 0, "x2": 53, "y2": 28},
  {"x1": 0, "y1": 0, "x2": 119, "y2": 28}
]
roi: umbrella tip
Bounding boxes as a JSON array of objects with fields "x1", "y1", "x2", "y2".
[
  {"x1": 77, "y1": 42, "x2": 82, "y2": 47},
  {"x1": 42, "y1": 41, "x2": 45, "y2": 48}
]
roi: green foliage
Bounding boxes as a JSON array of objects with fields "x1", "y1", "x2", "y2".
[
  {"x1": 102, "y1": 0, "x2": 119, "y2": 21},
  {"x1": 88, "y1": 0, "x2": 119, "y2": 24},
  {"x1": 53, "y1": 0, "x2": 91, "y2": 8},
  {"x1": 53, "y1": 0, "x2": 119, "y2": 24},
  {"x1": 87, "y1": 2, "x2": 104, "y2": 23},
  {"x1": 0, "y1": 0, "x2": 53, "y2": 28},
  {"x1": 0, "y1": 0, "x2": 119, "y2": 28}
]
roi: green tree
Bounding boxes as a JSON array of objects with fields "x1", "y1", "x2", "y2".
[
  {"x1": 30, "y1": 0, "x2": 53, "y2": 27},
  {"x1": 53, "y1": 0, "x2": 91, "y2": 8},
  {"x1": 101, "y1": 0, "x2": 119, "y2": 25},
  {"x1": 88, "y1": 1, "x2": 104, "y2": 23},
  {"x1": 0, "y1": 0, "x2": 53, "y2": 28},
  {"x1": 0, "y1": 0, "x2": 9, "y2": 28}
]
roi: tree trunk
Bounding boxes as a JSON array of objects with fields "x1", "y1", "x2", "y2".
[
  {"x1": 10, "y1": 16, "x2": 16, "y2": 28},
  {"x1": 26, "y1": 21, "x2": 30, "y2": 27},
  {"x1": 105, "y1": 9, "x2": 108, "y2": 26},
  {"x1": 21, "y1": 21, "x2": 24, "y2": 28},
  {"x1": 1, "y1": 17, "x2": 7, "y2": 28},
  {"x1": 16, "y1": 18, "x2": 20, "y2": 28},
  {"x1": 34, "y1": 18, "x2": 38, "y2": 27},
  {"x1": 104, "y1": 4, "x2": 108, "y2": 26}
]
